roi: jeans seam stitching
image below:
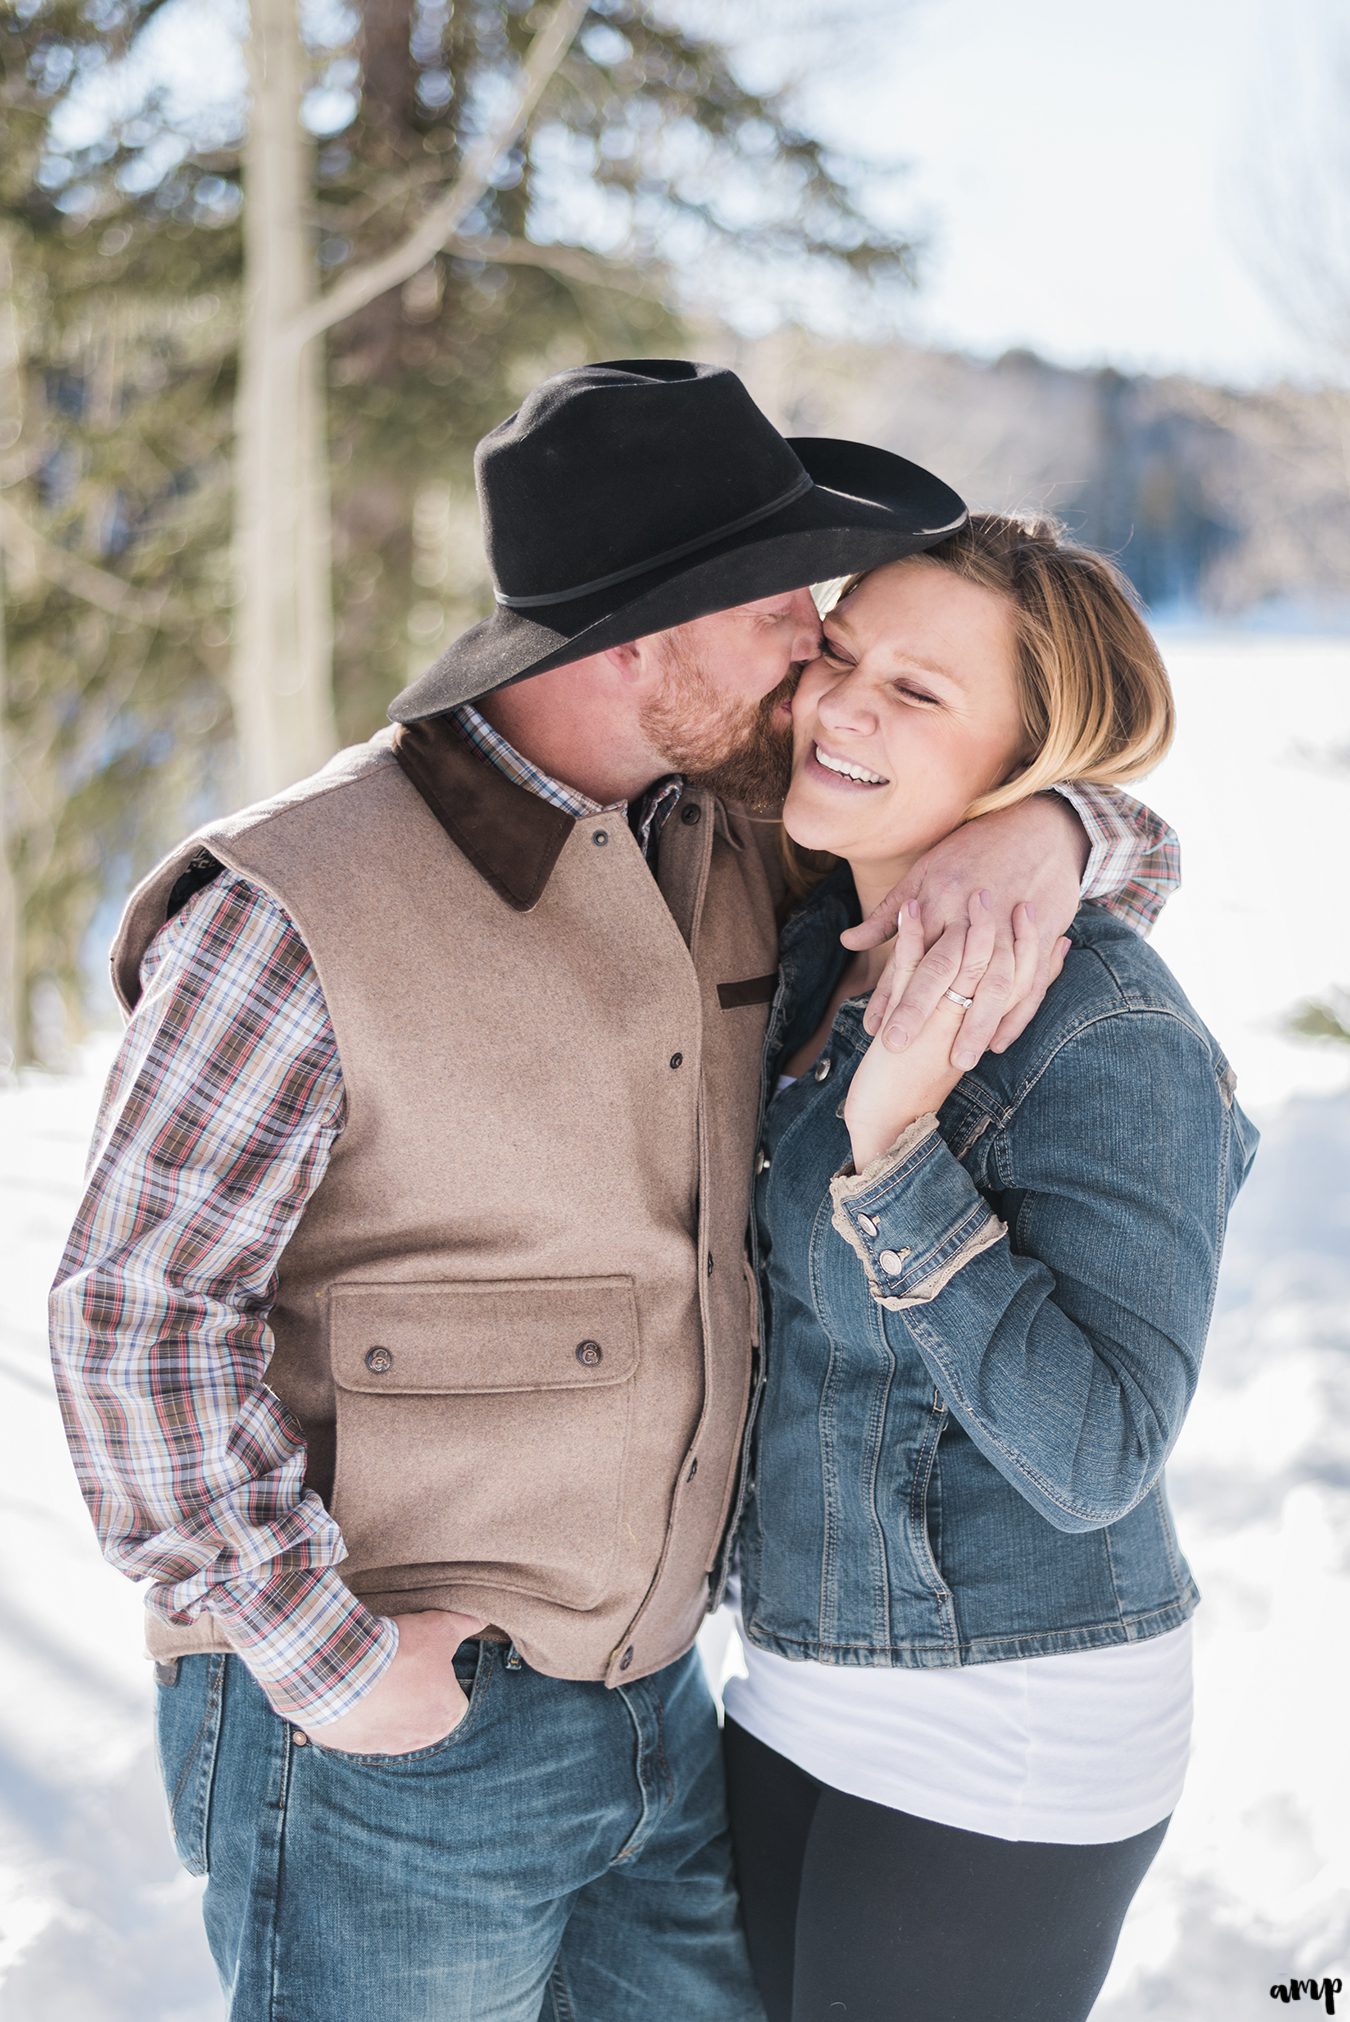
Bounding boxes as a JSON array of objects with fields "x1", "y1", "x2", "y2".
[
  {"x1": 547, "y1": 1957, "x2": 577, "y2": 2022},
  {"x1": 168, "y1": 1650, "x2": 222, "y2": 1823}
]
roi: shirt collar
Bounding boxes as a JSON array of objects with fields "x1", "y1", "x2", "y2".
[
  {"x1": 454, "y1": 702, "x2": 683, "y2": 859},
  {"x1": 390, "y1": 710, "x2": 691, "y2": 910}
]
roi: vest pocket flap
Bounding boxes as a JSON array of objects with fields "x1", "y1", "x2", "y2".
[{"x1": 328, "y1": 1277, "x2": 641, "y2": 1394}]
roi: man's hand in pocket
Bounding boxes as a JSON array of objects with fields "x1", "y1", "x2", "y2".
[{"x1": 295, "y1": 1608, "x2": 487, "y2": 1755}]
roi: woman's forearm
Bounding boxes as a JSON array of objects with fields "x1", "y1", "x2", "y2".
[{"x1": 828, "y1": 1010, "x2": 1233, "y2": 1530}]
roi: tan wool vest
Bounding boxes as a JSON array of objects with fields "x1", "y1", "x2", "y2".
[{"x1": 110, "y1": 722, "x2": 782, "y2": 1686}]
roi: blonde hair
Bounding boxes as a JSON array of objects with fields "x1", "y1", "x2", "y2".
[{"x1": 781, "y1": 512, "x2": 1175, "y2": 897}]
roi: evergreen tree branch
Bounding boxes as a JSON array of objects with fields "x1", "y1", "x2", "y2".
[
  {"x1": 444, "y1": 231, "x2": 665, "y2": 302},
  {"x1": 290, "y1": 0, "x2": 592, "y2": 346},
  {"x1": 0, "y1": 496, "x2": 171, "y2": 625}
]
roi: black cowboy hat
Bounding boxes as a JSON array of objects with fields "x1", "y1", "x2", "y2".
[{"x1": 388, "y1": 359, "x2": 967, "y2": 722}]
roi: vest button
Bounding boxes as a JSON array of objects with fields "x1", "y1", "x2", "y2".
[
  {"x1": 592, "y1": 829, "x2": 609, "y2": 846},
  {"x1": 619, "y1": 1646, "x2": 635, "y2": 1671},
  {"x1": 365, "y1": 1345, "x2": 393, "y2": 1374},
  {"x1": 680, "y1": 803, "x2": 701, "y2": 825},
  {"x1": 857, "y1": 1214, "x2": 879, "y2": 1238},
  {"x1": 686, "y1": 1456, "x2": 699, "y2": 1481},
  {"x1": 814, "y1": 1056, "x2": 832, "y2": 1081},
  {"x1": 576, "y1": 1339, "x2": 603, "y2": 1367},
  {"x1": 669, "y1": 1052, "x2": 683, "y2": 1069},
  {"x1": 878, "y1": 1249, "x2": 906, "y2": 1275},
  {"x1": 706, "y1": 1253, "x2": 714, "y2": 1275}
]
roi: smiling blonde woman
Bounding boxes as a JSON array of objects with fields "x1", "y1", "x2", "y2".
[{"x1": 722, "y1": 514, "x2": 1257, "y2": 2022}]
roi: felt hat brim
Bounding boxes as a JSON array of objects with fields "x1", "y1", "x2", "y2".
[{"x1": 388, "y1": 437, "x2": 966, "y2": 722}]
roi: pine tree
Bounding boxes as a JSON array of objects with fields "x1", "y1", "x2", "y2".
[
  {"x1": 1, "y1": 1, "x2": 240, "y2": 1067},
  {"x1": 0, "y1": 0, "x2": 917, "y2": 1062}
]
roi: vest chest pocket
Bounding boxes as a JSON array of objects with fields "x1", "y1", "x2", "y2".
[{"x1": 327, "y1": 1277, "x2": 641, "y2": 1611}]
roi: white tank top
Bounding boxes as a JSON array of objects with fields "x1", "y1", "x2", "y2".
[{"x1": 727, "y1": 1071, "x2": 1193, "y2": 1845}]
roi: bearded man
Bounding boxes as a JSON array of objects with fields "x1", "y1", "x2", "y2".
[{"x1": 50, "y1": 362, "x2": 1177, "y2": 2021}]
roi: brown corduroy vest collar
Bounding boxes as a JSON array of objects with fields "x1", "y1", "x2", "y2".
[
  {"x1": 391, "y1": 715, "x2": 576, "y2": 913},
  {"x1": 392, "y1": 711, "x2": 743, "y2": 913}
]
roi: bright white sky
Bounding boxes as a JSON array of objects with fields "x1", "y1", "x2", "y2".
[{"x1": 744, "y1": 0, "x2": 1346, "y2": 386}]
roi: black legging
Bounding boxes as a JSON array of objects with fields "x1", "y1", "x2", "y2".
[{"x1": 723, "y1": 1717, "x2": 1169, "y2": 2022}]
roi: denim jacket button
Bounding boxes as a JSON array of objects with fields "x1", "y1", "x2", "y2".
[
  {"x1": 813, "y1": 1057, "x2": 832, "y2": 1081},
  {"x1": 754, "y1": 1148, "x2": 770, "y2": 1174},
  {"x1": 878, "y1": 1248, "x2": 906, "y2": 1274},
  {"x1": 857, "y1": 1214, "x2": 879, "y2": 1238}
]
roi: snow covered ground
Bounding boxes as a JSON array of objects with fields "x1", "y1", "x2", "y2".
[{"x1": 2, "y1": 628, "x2": 1348, "y2": 2018}]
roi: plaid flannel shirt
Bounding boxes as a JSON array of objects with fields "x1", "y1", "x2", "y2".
[{"x1": 49, "y1": 709, "x2": 1179, "y2": 1724}]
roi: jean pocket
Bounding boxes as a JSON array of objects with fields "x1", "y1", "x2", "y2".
[
  {"x1": 316, "y1": 1637, "x2": 496, "y2": 1769},
  {"x1": 155, "y1": 1652, "x2": 227, "y2": 1876}
]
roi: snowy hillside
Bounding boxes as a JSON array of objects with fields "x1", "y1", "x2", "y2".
[{"x1": 2, "y1": 628, "x2": 1348, "y2": 2019}]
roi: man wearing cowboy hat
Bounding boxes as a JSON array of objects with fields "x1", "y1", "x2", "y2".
[{"x1": 50, "y1": 361, "x2": 1177, "y2": 2018}]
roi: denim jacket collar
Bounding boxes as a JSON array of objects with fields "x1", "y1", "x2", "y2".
[{"x1": 772, "y1": 864, "x2": 864, "y2": 1073}]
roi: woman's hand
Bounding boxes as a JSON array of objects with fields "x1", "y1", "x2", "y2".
[
  {"x1": 841, "y1": 795, "x2": 1085, "y2": 1065},
  {"x1": 843, "y1": 892, "x2": 1059, "y2": 1171}
]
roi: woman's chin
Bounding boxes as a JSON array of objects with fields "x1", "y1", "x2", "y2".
[{"x1": 783, "y1": 783, "x2": 853, "y2": 857}]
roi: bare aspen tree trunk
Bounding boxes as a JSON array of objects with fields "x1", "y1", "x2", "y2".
[
  {"x1": 231, "y1": 0, "x2": 338, "y2": 802},
  {"x1": 0, "y1": 228, "x2": 25, "y2": 1075}
]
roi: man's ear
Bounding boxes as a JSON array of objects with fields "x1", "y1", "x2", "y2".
[{"x1": 602, "y1": 637, "x2": 657, "y2": 690}]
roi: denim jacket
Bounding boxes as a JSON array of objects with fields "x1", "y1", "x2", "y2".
[{"x1": 734, "y1": 864, "x2": 1259, "y2": 1667}]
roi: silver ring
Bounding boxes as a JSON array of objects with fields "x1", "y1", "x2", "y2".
[{"x1": 945, "y1": 988, "x2": 976, "y2": 1010}]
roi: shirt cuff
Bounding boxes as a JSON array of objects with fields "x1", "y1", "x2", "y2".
[
  {"x1": 829, "y1": 1116, "x2": 1007, "y2": 1310},
  {"x1": 204, "y1": 1566, "x2": 399, "y2": 1725},
  {"x1": 1049, "y1": 780, "x2": 1181, "y2": 935}
]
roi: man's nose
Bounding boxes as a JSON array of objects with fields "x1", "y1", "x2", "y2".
[{"x1": 787, "y1": 590, "x2": 822, "y2": 666}]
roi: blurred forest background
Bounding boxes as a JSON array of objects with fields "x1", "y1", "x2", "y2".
[{"x1": 1, "y1": 0, "x2": 1348, "y2": 1074}]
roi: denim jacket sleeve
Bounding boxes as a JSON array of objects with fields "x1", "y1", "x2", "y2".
[{"x1": 827, "y1": 1008, "x2": 1252, "y2": 1532}]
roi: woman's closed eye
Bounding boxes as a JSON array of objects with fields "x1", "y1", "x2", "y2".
[
  {"x1": 893, "y1": 681, "x2": 940, "y2": 707},
  {"x1": 820, "y1": 636, "x2": 940, "y2": 708}
]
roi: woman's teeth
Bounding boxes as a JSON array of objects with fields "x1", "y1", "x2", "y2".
[{"x1": 813, "y1": 743, "x2": 888, "y2": 786}]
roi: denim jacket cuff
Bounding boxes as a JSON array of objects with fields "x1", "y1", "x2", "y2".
[{"x1": 829, "y1": 1118, "x2": 1006, "y2": 1309}]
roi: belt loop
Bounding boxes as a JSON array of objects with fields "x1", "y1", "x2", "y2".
[{"x1": 153, "y1": 1658, "x2": 181, "y2": 1686}]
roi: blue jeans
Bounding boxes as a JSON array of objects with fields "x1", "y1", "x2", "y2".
[{"x1": 155, "y1": 1639, "x2": 763, "y2": 2021}]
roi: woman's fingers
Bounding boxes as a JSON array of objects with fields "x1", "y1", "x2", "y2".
[
  {"x1": 990, "y1": 933, "x2": 1073, "y2": 1052},
  {"x1": 862, "y1": 899, "x2": 926, "y2": 1036},
  {"x1": 1008, "y1": 901, "x2": 1043, "y2": 1010},
  {"x1": 934, "y1": 890, "x2": 1004, "y2": 1071},
  {"x1": 863, "y1": 964, "x2": 893, "y2": 1039},
  {"x1": 873, "y1": 918, "x2": 969, "y2": 1052},
  {"x1": 950, "y1": 895, "x2": 1027, "y2": 1067}
]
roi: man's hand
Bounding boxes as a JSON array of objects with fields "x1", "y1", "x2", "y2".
[
  {"x1": 841, "y1": 796, "x2": 1086, "y2": 1066},
  {"x1": 292, "y1": 1607, "x2": 487, "y2": 1754}
]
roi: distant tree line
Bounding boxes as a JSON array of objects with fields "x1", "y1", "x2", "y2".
[{"x1": 725, "y1": 328, "x2": 1350, "y2": 621}]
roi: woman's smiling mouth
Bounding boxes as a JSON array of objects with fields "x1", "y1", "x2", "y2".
[{"x1": 808, "y1": 741, "x2": 891, "y2": 789}]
